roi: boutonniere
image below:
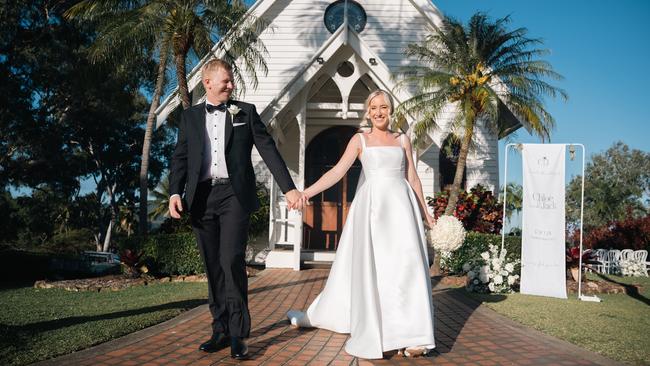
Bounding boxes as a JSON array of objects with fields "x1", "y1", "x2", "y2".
[{"x1": 227, "y1": 104, "x2": 241, "y2": 116}]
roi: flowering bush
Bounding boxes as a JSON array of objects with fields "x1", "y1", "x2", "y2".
[
  {"x1": 427, "y1": 215, "x2": 466, "y2": 252},
  {"x1": 427, "y1": 184, "x2": 503, "y2": 234},
  {"x1": 463, "y1": 244, "x2": 519, "y2": 293},
  {"x1": 441, "y1": 232, "x2": 521, "y2": 275},
  {"x1": 619, "y1": 260, "x2": 647, "y2": 277}
]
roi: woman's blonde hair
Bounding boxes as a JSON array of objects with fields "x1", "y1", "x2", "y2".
[
  {"x1": 363, "y1": 90, "x2": 393, "y2": 123},
  {"x1": 361, "y1": 90, "x2": 394, "y2": 132}
]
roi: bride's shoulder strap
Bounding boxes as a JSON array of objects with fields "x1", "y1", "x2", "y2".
[{"x1": 358, "y1": 133, "x2": 367, "y2": 149}]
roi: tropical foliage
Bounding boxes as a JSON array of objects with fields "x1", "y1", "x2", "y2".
[
  {"x1": 428, "y1": 184, "x2": 503, "y2": 234},
  {"x1": 1, "y1": 0, "x2": 174, "y2": 252},
  {"x1": 65, "y1": 0, "x2": 269, "y2": 234},
  {"x1": 396, "y1": 13, "x2": 567, "y2": 217},
  {"x1": 566, "y1": 142, "x2": 650, "y2": 231}
]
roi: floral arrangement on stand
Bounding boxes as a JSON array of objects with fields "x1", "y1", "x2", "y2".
[
  {"x1": 463, "y1": 244, "x2": 520, "y2": 293},
  {"x1": 619, "y1": 259, "x2": 647, "y2": 277},
  {"x1": 427, "y1": 215, "x2": 467, "y2": 253}
]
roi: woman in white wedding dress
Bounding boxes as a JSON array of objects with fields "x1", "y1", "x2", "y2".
[{"x1": 287, "y1": 90, "x2": 436, "y2": 359}]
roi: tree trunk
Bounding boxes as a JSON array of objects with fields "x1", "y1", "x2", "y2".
[
  {"x1": 138, "y1": 51, "x2": 168, "y2": 236},
  {"x1": 102, "y1": 220, "x2": 113, "y2": 252},
  {"x1": 443, "y1": 123, "x2": 475, "y2": 216},
  {"x1": 102, "y1": 183, "x2": 118, "y2": 252},
  {"x1": 174, "y1": 50, "x2": 191, "y2": 110},
  {"x1": 432, "y1": 119, "x2": 475, "y2": 275},
  {"x1": 431, "y1": 253, "x2": 442, "y2": 276}
]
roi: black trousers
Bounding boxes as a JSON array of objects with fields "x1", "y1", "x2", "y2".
[{"x1": 190, "y1": 181, "x2": 251, "y2": 338}]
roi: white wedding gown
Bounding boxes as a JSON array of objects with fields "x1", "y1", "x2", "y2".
[{"x1": 288, "y1": 134, "x2": 435, "y2": 359}]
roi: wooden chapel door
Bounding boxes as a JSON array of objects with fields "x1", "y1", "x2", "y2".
[{"x1": 303, "y1": 126, "x2": 361, "y2": 250}]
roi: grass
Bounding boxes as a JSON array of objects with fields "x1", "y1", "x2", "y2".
[
  {"x1": 468, "y1": 274, "x2": 650, "y2": 365},
  {"x1": 0, "y1": 281, "x2": 208, "y2": 366}
]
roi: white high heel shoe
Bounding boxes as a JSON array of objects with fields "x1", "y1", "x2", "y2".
[
  {"x1": 286, "y1": 310, "x2": 311, "y2": 328},
  {"x1": 398, "y1": 346, "x2": 431, "y2": 358}
]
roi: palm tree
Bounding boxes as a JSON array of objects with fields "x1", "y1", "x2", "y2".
[
  {"x1": 149, "y1": 174, "x2": 171, "y2": 221},
  {"x1": 65, "y1": 0, "x2": 268, "y2": 235},
  {"x1": 396, "y1": 13, "x2": 567, "y2": 218},
  {"x1": 503, "y1": 182, "x2": 523, "y2": 221}
]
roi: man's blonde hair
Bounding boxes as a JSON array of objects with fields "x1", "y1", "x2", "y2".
[{"x1": 201, "y1": 59, "x2": 233, "y2": 78}]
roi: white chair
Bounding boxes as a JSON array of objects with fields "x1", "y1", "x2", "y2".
[
  {"x1": 621, "y1": 249, "x2": 634, "y2": 261},
  {"x1": 593, "y1": 249, "x2": 608, "y2": 273},
  {"x1": 633, "y1": 250, "x2": 648, "y2": 276},
  {"x1": 604, "y1": 249, "x2": 621, "y2": 274}
]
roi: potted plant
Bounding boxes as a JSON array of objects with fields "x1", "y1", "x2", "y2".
[{"x1": 566, "y1": 246, "x2": 594, "y2": 282}]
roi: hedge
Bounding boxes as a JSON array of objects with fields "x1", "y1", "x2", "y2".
[
  {"x1": 120, "y1": 231, "x2": 523, "y2": 277},
  {"x1": 119, "y1": 233, "x2": 204, "y2": 276},
  {"x1": 442, "y1": 232, "x2": 522, "y2": 275}
]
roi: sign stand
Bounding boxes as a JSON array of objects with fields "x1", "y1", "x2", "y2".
[{"x1": 501, "y1": 143, "x2": 600, "y2": 302}]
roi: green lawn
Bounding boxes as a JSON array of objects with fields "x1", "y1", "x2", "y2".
[
  {"x1": 0, "y1": 281, "x2": 208, "y2": 366},
  {"x1": 469, "y1": 274, "x2": 650, "y2": 366}
]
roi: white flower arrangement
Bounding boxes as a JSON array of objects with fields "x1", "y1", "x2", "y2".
[
  {"x1": 463, "y1": 244, "x2": 520, "y2": 293},
  {"x1": 227, "y1": 104, "x2": 241, "y2": 116},
  {"x1": 427, "y1": 215, "x2": 466, "y2": 252},
  {"x1": 619, "y1": 259, "x2": 648, "y2": 277}
]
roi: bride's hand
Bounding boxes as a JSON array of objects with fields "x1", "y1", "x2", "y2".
[
  {"x1": 424, "y1": 214, "x2": 436, "y2": 229},
  {"x1": 300, "y1": 192, "x2": 311, "y2": 207}
]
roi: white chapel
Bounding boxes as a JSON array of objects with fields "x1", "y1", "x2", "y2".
[{"x1": 156, "y1": 0, "x2": 524, "y2": 270}]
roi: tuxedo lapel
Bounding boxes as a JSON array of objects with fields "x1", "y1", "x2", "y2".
[
  {"x1": 224, "y1": 104, "x2": 233, "y2": 148},
  {"x1": 193, "y1": 103, "x2": 206, "y2": 158}
]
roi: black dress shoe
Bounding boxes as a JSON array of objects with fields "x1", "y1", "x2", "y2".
[
  {"x1": 230, "y1": 336, "x2": 249, "y2": 360},
  {"x1": 199, "y1": 332, "x2": 229, "y2": 353}
]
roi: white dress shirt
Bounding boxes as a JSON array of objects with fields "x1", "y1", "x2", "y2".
[
  {"x1": 200, "y1": 103, "x2": 230, "y2": 181},
  {"x1": 170, "y1": 103, "x2": 230, "y2": 201}
]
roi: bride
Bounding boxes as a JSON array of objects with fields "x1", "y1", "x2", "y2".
[{"x1": 287, "y1": 90, "x2": 437, "y2": 359}]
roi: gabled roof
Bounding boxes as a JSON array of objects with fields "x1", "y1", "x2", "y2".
[
  {"x1": 154, "y1": 0, "x2": 525, "y2": 138},
  {"x1": 258, "y1": 24, "x2": 416, "y2": 130},
  {"x1": 154, "y1": 0, "x2": 447, "y2": 128}
]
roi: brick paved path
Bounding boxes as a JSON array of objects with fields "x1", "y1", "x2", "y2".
[{"x1": 37, "y1": 269, "x2": 620, "y2": 366}]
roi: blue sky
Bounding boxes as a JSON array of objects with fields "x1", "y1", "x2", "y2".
[{"x1": 433, "y1": 0, "x2": 650, "y2": 185}]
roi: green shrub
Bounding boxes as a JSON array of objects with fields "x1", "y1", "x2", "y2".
[
  {"x1": 248, "y1": 183, "x2": 270, "y2": 240},
  {"x1": 120, "y1": 233, "x2": 204, "y2": 276},
  {"x1": 45, "y1": 229, "x2": 96, "y2": 254},
  {"x1": 442, "y1": 232, "x2": 522, "y2": 275}
]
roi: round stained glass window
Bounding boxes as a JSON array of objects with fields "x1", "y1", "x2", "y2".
[{"x1": 324, "y1": 0, "x2": 367, "y2": 34}]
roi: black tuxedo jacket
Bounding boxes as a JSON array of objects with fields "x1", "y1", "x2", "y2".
[{"x1": 169, "y1": 101, "x2": 295, "y2": 213}]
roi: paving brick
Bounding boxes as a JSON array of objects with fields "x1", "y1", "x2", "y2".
[{"x1": 39, "y1": 269, "x2": 621, "y2": 366}]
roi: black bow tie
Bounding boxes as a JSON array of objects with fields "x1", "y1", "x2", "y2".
[{"x1": 206, "y1": 103, "x2": 227, "y2": 113}]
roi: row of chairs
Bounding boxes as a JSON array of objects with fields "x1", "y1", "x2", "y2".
[{"x1": 591, "y1": 249, "x2": 648, "y2": 275}]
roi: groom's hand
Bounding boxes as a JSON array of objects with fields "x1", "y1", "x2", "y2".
[
  {"x1": 285, "y1": 189, "x2": 303, "y2": 210},
  {"x1": 169, "y1": 195, "x2": 184, "y2": 219}
]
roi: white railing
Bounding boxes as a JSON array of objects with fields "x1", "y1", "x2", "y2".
[{"x1": 268, "y1": 178, "x2": 302, "y2": 270}]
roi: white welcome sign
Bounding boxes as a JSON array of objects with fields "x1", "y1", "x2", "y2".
[{"x1": 520, "y1": 144, "x2": 567, "y2": 299}]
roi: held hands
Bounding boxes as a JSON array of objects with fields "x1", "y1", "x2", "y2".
[
  {"x1": 169, "y1": 195, "x2": 184, "y2": 219},
  {"x1": 285, "y1": 189, "x2": 310, "y2": 211}
]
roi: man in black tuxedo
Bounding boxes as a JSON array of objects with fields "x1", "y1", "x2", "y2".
[{"x1": 168, "y1": 59, "x2": 302, "y2": 360}]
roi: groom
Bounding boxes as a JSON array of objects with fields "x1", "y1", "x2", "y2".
[{"x1": 168, "y1": 59, "x2": 302, "y2": 359}]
